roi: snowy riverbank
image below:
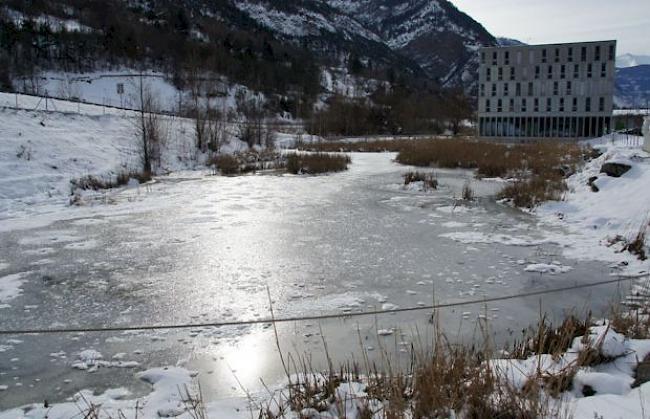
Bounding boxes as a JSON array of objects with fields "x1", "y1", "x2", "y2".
[{"x1": 538, "y1": 134, "x2": 650, "y2": 278}]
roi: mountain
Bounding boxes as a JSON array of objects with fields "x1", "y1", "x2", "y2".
[
  {"x1": 223, "y1": 0, "x2": 497, "y2": 86},
  {"x1": 497, "y1": 37, "x2": 526, "y2": 47},
  {"x1": 617, "y1": 54, "x2": 650, "y2": 69},
  {"x1": 324, "y1": 0, "x2": 496, "y2": 86},
  {"x1": 616, "y1": 65, "x2": 650, "y2": 108},
  {"x1": 0, "y1": 0, "x2": 496, "y2": 93}
]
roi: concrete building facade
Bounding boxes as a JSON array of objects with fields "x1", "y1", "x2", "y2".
[{"x1": 477, "y1": 40, "x2": 616, "y2": 140}]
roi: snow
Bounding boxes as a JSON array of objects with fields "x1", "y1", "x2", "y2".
[
  {"x1": 524, "y1": 263, "x2": 573, "y2": 275},
  {"x1": 489, "y1": 323, "x2": 650, "y2": 419},
  {"x1": 570, "y1": 324, "x2": 627, "y2": 358},
  {"x1": 0, "y1": 366, "x2": 253, "y2": 419},
  {"x1": 0, "y1": 272, "x2": 30, "y2": 304},
  {"x1": 538, "y1": 134, "x2": 650, "y2": 276},
  {"x1": 440, "y1": 231, "x2": 555, "y2": 247},
  {"x1": 0, "y1": 96, "x2": 294, "y2": 228}
]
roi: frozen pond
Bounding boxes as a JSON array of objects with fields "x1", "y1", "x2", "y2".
[{"x1": 0, "y1": 153, "x2": 626, "y2": 408}]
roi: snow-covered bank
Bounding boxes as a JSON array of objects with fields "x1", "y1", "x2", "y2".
[
  {"x1": 0, "y1": 106, "x2": 194, "y2": 221},
  {"x1": 3, "y1": 321, "x2": 650, "y2": 418},
  {"x1": 0, "y1": 102, "x2": 310, "y2": 227},
  {"x1": 538, "y1": 134, "x2": 650, "y2": 276}
]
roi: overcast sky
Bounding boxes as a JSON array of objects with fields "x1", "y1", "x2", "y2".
[{"x1": 452, "y1": 0, "x2": 650, "y2": 56}]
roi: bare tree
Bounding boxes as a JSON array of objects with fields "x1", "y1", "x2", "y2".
[{"x1": 134, "y1": 73, "x2": 164, "y2": 174}]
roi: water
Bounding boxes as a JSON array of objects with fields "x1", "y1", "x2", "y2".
[{"x1": 0, "y1": 153, "x2": 625, "y2": 408}]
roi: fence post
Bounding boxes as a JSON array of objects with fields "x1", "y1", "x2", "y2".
[{"x1": 15, "y1": 93, "x2": 18, "y2": 108}]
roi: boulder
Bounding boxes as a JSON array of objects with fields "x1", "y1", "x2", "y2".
[
  {"x1": 600, "y1": 162, "x2": 632, "y2": 178},
  {"x1": 587, "y1": 176, "x2": 599, "y2": 192}
]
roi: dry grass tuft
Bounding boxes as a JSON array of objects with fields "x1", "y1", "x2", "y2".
[{"x1": 403, "y1": 171, "x2": 438, "y2": 190}]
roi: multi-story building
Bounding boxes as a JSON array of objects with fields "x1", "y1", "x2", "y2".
[{"x1": 477, "y1": 40, "x2": 616, "y2": 140}]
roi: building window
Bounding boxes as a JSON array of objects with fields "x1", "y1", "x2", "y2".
[
  {"x1": 587, "y1": 63, "x2": 593, "y2": 78},
  {"x1": 498, "y1": 67, "x2": 503, "y2": 81},
  {"x1": 485, "y1": 99, "x2": 491, "y2": 112},
  {"x1": 504, "y1": 83, "x2": 509, "y2": 96},
  {"x1": 560, "y1": 65, "x2": 566, "y2": 79},
  {"x1": 542, "y1": 49, "x2": 547, "y2": 63},
  {"x1": 566, "y1": 81, "x2": 572, "y2": 95},
  {"x1": 547, "y1": 65, "x2": 553, "y2": 79},
  {"x1": 601, "y1": 62, "x2": 607, "y2": 77},
  {"x1": 585, "y1": 97, "x2": 591, "y2": 112},
  {"x1": 486, "y1": 67, "x2": 491, "y2": 82},
  {"x1": 516, "y1": 82, "x2": 521, "y2": 96},
  {"x1": 547, "y1": 98, "x2": 552, "y2": 112},
  {"x1": 505, "y1": 51, "x2": 510, "y2": 65},
  {"x1": 581, "y1": 46, "x2": 587, "y2": 62},
  {"x1": 568, "y1": 47, "x2": 573, "y2": 62},
  {"x1": 609, "y1": 44, "x2": 615, "y2": 61},
  {"x1": 492, "y1": 84, "x2": 497, "y2": 97},
  {"x1": 534, "y1": 98, "x2": 540, "y2": 112},
  {"x1": 481, "y1": 52, "x2": 485, "y2": 64},
  {"x1": 595, "y1": 45, "x2": 601, "y2": 61},
  {"x1": 559, "y1": 98, "x2": 565, "y2": 112},
  {"x1": 497, "y1": 99, "x2": 503, "y2": 112},
  {"x1": 535, "y1": 66, "x2": 540, "y2": 79},
  {"x1": 522, "y1": 98, "x2": 527, "y2": 112},
  {"x1": 572, "y1": 97, "x2": 578, "y2": 112},
  {"x1": 509, "y1": 98, "x2": 515, "y2": 112},
  {"x1": 528, "y1": 82, "x2": 534, "y2": 96},
  {"x1": 599, "y1": 97, "x2": 605, "y2": 112},
  {"x1": 492, "y1": 51, "x2": 497, "y2": 65},
  {"x1": 553, "y1": 81, "x2": 559, "y2": 95},
  {"x1": 480, "y1": 84, "x2": 485, "y2": 97},
  {"x1": 510, "y1": 67, "x2": 515, "y2": 80},
  {"x1": 555, "y1": 48, "x2": 560, "y2": 63},
  {"x1": 574, "y1": 64, "x2": 580, "y2": 79}
]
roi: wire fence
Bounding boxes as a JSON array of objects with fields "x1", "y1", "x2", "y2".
[
  {"x1": 0, "y1": 90, "x2": 306, "y2": 133},
  {"x1": 0, "y1": 274, "x2": 646, "y2": 336}
]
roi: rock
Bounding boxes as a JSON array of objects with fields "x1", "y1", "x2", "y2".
[
  {"x1": 600, "y1": 162, "x2": 632, "y2": 178},
  {"x1": 588, "y1": 176, "x2": 599, "y2": 192},
  {"x1": 633, "y1": 353, "x2": 650, "y2": 388}
]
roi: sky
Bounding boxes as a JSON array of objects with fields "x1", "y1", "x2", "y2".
[{"x1": 451, "y1": 0, "x2": 650, "y2": 56}]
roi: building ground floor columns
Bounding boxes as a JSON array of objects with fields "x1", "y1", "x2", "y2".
[{"x1": 478, "y1": 115, "x2": 611, "y2": 139}]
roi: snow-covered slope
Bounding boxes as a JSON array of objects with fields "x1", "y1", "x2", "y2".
[
  {"x1": 617, "y1": 54, "x2": 650, "y2": 69},
  {"x1": 539, "y1": 134, "x2": 650, "y2": 276},
  {"x1": 0, "y1": 93, "x2": 270, "y2": 223}
]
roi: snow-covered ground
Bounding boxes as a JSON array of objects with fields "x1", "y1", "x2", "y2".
[
  {"x1": 3, "y1": 322, "x2": 650, "y2": 418},
  {"x1": 0, "y1": 104, "x2": 197, "y2": 223},
  {"x1": 0, "y1": 96, "x2": 310, "y2": 228},
  {"x1": 538, "y1": 134, "x2": 650, "y2": 278}
]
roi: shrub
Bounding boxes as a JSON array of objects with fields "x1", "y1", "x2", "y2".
[
  {"x1": 285, "y1": 153, "x2": 350, "y2": 175},
  {"x1": 70, "y1": 170, "x2": 152, "y2": 192},
  {"x1": 212, "y1": 154, "x2": 240, "y2": 175},
  {"x1": 462, "y1": 182, "x2": 474, "y2": 200},
  {"x1": 498, "y1": 174, "x2": 567, "y2": 208}
]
